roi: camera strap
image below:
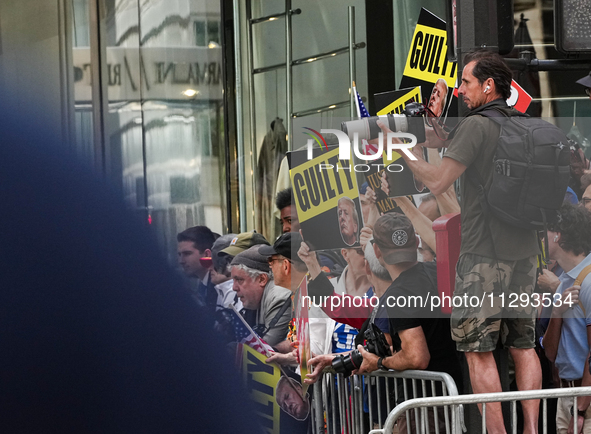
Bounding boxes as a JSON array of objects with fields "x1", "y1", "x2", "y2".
[
  {"x1": 354, "y1": 299, "x2": 382, "y2": 348},
  {"x1": 369, "y1": 300, "x2": 381, "y2": 324}
]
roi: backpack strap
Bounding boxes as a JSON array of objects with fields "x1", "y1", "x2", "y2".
[
  {"x1": 575, "y1": 264, "x2": 591, "y2": 317},
  {"x1": 463, "y1": 107, "x2": 511, "y2": 191},
  {"x1": 462, "y1": 108, "x2": 512, "y2": 259},
  {"x1": 478, "y1": 107, "x2": 510, "y2": 119}
]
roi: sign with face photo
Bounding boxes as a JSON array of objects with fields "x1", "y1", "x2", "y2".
[
  {"x1": 238, "y1": 344, "x2": 311, "y2": 433},
  {"x1": 399, "y1": 8, "x2": 459, "y2": 124},
  {"x1": 287, "y1": 145, "x2": 363, "y2": 251}
]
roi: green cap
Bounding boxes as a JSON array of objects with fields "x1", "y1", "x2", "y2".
[{"x1": 220, "y1": 231, "x2": 270, "y2": 257}]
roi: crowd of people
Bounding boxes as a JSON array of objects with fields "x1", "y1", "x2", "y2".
[{"x1": 177, "y1": 50, "x2": 591, "y2": 434}]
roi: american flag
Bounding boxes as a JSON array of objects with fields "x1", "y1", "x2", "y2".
[
  {"x1": 229, "y1": 305, "x2": 275, "y2": 357},
  {"x1": 353, "y1": 82, "x2": 369, "y2": 118},
  {"x1": 352, "y1": 82, "x2": 379, "y2": 156},
  {"x1": 354, "y1": 84, "x2": 370, "y2": 118}
]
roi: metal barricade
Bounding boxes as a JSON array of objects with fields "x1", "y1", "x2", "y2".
[
  {"x1": 311, "y1": 369, "x2": 462, "y2": 434},
  {"x1": 368, "y1": 386, "x2": 591, "y2": 434}
]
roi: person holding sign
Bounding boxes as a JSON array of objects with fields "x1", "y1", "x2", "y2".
[{"x1": 375, "y1": 50, "x2": 542, "y2": 434}]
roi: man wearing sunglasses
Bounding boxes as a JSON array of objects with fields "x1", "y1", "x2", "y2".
[{"x1": 261, "y1": 232, "x2": 318, "y2": 366}]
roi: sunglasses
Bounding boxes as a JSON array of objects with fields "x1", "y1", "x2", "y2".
[{"x1": 268, "y1": 257, "x2": 291, "y2": 265}]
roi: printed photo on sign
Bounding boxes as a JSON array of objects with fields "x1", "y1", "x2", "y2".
[
  {"x1": 337, "y1": 196, "x2": 360, "y2": 246},
  {"x1": 425, "y1": 78, "x2": 450, "y2": 124},
  {"x1": 275, "y1": 374, "x2": 311, "y2": 421}
]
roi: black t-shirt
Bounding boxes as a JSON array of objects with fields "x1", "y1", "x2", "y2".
[
  {"x1": 354, "y1": 291, "x2": 392, "y2": 348},
  {"x1": 386, "y1": 262, "x2": 463, "y2": 391}
]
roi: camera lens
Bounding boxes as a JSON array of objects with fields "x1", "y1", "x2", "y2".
[{"x1": 331, "y1": 349, "x2": 363, "y2": 377}]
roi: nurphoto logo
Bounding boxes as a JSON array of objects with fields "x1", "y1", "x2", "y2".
[{"x1": 304, "y1": 127, "x2": 418, "y2": 173}]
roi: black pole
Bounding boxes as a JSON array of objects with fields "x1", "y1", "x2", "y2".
[{"x1": 364, "y1": 0, "x2": 395, "y2": 115}]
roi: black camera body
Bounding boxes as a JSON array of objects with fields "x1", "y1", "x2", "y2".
[
  {"x1": 331, "y1": 323, "x2": 392, "y2": 377},
  {"x1": 403, "y1": 101, "x2": 427, "y2": 117},
  {"x1": 340, "y1": 102, "x2": 427, "y2": 145}
]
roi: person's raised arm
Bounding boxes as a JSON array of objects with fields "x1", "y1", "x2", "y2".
[
  {"x1": 392, "y1": 196, "x2": 436, "y2": 252},
  {"x1": 363, "y1": 186, "x2": 380, "y2": 228},
  {"x1": 297, "y1": 236, "x2": 322, "y2": 280},
  {"x1": 376, "y1": 121, "x2": 466, "y2": 196}
]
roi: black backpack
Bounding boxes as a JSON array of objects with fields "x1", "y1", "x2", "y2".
[{"x1": 466, "y1": 109, "x2": 571, "y2": 231}]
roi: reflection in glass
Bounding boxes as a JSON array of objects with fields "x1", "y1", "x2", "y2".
[
  {"x1": 98, "y1": 0, "x2": 226, "y2": 263},
  {"x1": 72, "y1": 0, "x2": 95, "y2": 164}
]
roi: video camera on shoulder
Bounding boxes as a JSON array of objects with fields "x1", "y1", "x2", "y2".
[
  {"x1": 340, "y1": 102, "x2": 427, "y2": 144},
  {"x1": 331, "y1": 323, "x2": 392, "y2": 377}
]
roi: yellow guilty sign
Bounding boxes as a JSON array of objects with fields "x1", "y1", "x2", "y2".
[
  {"x1": 290, "y1": 147, "x2": 358, "y2": 223},
  {"x1": 403, "y1": 24, "x2": 457, "y2": 87},
  {"x1": 242, "y1": 345, "x2": 282, "y2": 434},
  {"x1": 377, "y1": 87, "x2": 423, "y2": 116}
]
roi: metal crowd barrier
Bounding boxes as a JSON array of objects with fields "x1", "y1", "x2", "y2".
[
  {"x1": 311, "y1": 369, "x2": 463, "y2": 434},
  {"x1": 368, "y1": 386, "x2": 591, "y2": 434}
]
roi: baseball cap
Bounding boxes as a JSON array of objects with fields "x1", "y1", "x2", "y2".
[
  {"x1": 230, "y1": 245, "x2": 270, "y2": 273},
  {"x1": 259, "y1": 232, "x2": 304, "y2": 265},
  {"x1": 372, "y1": 213, "x2": 417, "y2": 265},
  {"x1": 576, "y1": 71, "x2": 591, "y2": 89},
  {"x1": 206, "y1": 233, "x2": 238, "y2": 269},
  {"x1": 220, "y1": 231, "x2": 270, "y2": 257}
]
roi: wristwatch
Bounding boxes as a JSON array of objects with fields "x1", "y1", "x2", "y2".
[
  {"x1": 377, "y1": 357, "x2": 388, "y2": 371},
  {"x1": 570, "y1": 406, "x2": 587, "y2": 418}
]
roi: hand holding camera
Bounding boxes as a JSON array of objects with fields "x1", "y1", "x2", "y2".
[{"x1": 331, "y1": 323, "x2": 392, "y2": 377}]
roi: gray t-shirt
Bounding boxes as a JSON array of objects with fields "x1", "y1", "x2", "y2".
[{"x1": 443, "y1": 100, "x2": 539, "y2": 261}]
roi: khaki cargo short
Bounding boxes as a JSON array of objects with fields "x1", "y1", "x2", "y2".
[{"x1": 450, "y1": 253, "x2": 537, "y2": 352}]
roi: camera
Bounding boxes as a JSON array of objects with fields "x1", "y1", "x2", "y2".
[
  {"x1": 341, "y1": 102, "x2": 427, "y2": 144},
  {"x1": 331, "y1": 323, "x2": 392, "y2": 377}
]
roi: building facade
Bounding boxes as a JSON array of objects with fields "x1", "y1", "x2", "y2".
[{"x1": 2, "y1": 0, "x2": 589, "y2": 263}]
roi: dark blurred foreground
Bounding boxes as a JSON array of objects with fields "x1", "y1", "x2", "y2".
[{"x1": 0, "y1": 112, "x2": 259, "y2": 433}]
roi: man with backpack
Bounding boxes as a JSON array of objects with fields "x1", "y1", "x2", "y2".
[{"x1": 376, "y1": 50, "x2": 551, "y2": 434}]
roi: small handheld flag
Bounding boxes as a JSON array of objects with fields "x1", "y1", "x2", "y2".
[{"x1": 228, "y1": 305, "x2": 275, "y2": 357}]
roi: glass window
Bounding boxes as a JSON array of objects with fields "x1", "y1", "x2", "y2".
[
  {"x1": 194, "y1": 20, "x2": 206, "y2": 46},
  {"x1": 207, "y1": 21, "x2": 220, "y2": 46}
]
